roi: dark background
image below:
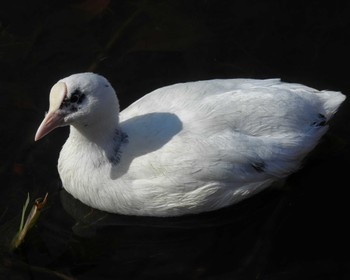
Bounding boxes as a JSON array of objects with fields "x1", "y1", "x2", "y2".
[{"x1": 0, "y1": 0, "x2": 349, "y2": 279}]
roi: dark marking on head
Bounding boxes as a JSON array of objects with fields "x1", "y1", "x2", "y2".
[
  {"x1": 251, "y1": 161, "x2": 266, "y2": 173},
  {"x1": 104, "y1": 84, "x2": 109, "y2": 88},
  {"x1": 70, "y1": 90, "x2": 85, "y2": 104},
  {"x1": 60, "y1": 89, "x2": 86, "y2": 112}
]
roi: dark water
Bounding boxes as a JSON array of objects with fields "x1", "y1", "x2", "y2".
[{"x1": 1, "y1": 0, "x2": 350, "y2": 279}]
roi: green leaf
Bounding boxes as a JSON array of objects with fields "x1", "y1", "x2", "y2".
[{"x1": 19, "y1": 193, "x2": 30, "y2": 232}]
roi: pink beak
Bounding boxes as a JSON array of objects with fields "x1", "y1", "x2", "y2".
[
  {"x1": 34, "y1": 111, "x2": 65, "y2": 141},
  {"x1": 34, "y1": 81, "x2": 68, "y2": 141}
]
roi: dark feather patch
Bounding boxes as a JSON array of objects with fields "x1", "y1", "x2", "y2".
[
  {"x1": 311, "y1": 113, "x2": 327, "y2": 127},
  {"x1": 108, "y1": 130, "x2": 129, "y2": 165},
  {"x1": 60, "y1": 90, "x2": 86, "y2": 112},
  {"x1": 251, "y1": 161, "x2": 266, "y2": 173}
]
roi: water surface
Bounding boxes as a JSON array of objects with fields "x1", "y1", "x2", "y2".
[{"x1": 1, "y1": 1, "x2": 350, "y2": 279}]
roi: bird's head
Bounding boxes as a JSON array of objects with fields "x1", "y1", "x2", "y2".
[{"x1": 35, "y1": 73, "x2": 119, "y2": 141}]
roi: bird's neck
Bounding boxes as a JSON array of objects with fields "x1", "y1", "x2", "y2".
[{"x1": 68, "y1": 116, "x2": 124, "y2": 164}]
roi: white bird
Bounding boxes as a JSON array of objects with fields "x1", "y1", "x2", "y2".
[{"x1": 35, "y1": 73, "x2": 345, "y2": 217}]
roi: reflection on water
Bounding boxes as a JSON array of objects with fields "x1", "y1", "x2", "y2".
[{"x1": 2, "y1": 186, "x2": 289, "y2": 279}]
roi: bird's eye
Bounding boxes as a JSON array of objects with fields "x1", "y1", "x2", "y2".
[
  {"x1": 71, "y1": 95, "x2": 78, "y2": 103},
  {"x1": 70, "y1": 94, "x2": 79, "y2": 103},
  {"x1": 70, "y1": 90, "x2": 82, "y2": 103}
]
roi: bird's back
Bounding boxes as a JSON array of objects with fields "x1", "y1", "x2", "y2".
[
  {"x1": 114, "y1": 79, "x2": 345, "y2": 215},
  {"x1": 120, "y1": 78, "x2": 344, "y2": 147}
]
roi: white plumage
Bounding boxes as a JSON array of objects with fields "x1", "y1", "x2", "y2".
[{"x1": 35, "y1": 73, "x2": 345, "y2": 216}]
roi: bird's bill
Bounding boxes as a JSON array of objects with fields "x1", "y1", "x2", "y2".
[
  {"x1": 34, "y1": 111, "x2": 64, "y2": 141},
  {"x1": 34, "y1": 81, "x2": 68, "y2": 141}
]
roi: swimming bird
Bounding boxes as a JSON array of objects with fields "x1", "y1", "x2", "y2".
[{"x1": 35, "y1": 73, "x2": 345, "y2": 216}]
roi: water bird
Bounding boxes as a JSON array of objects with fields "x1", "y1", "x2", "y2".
[{"x1": 35, "y1": 73, "x2": 345, "y2": 216}]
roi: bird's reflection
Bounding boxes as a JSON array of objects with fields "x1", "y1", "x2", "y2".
[{"x1": 58, "y1": 187, "x2": 288, "y2": 279}]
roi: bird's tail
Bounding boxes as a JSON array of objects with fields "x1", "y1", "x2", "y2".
[{"x1": 318, "y1": 90, "x2": 346, "y2": 119}]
